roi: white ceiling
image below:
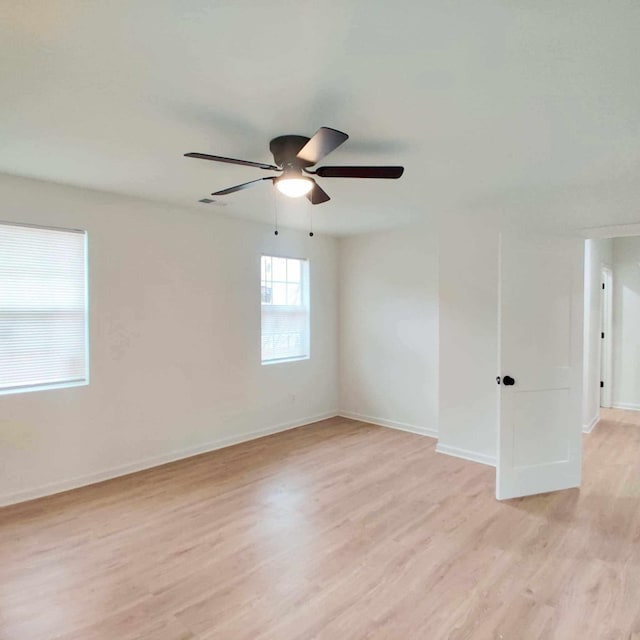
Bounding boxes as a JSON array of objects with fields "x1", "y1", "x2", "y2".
[{"x1": 1, "y1": 1, "x2": 640, "y2": 236}]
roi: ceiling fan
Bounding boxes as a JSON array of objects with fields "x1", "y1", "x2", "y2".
[{"x1": 185, "y1": 127, "x2": 404, "y2": 205}]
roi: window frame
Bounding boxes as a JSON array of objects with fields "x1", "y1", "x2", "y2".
[
  {"x1": 260, "y1": 253, "x2": 310, "y2": 365},
  {"x1": 0, "y1": 220, "x2": 90, "y2": 396}
]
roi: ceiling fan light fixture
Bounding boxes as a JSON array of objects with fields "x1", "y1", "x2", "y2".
[{"x1": 276, "y1": 174, "x2": 313, "y2": 198}]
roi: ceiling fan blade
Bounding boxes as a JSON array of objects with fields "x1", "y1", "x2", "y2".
[
  {"x1": 314, "y1": 166, "x2": 404, "y2": 179},
  {"x1": 307, "y1": 180, "x2": 331, "y2": 205},
  {"x1": 212, "y1": 176, "x2": 274, "y2": 196},
  {"x1": 296, "y1": 127, "x2": 349, "y2": 165},
  {"x1": 185, "y1": 152, "x2": 280, "y2": 171}
]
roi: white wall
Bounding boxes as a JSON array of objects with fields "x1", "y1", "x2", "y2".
[
  {"x1": 338, "y1": 218, "x2": 500, "y2": 466},
  {"x1": 0, "y1": 173, "x2": 339, "y2": 505},
  {"x1": 582, "y1": 238, "x2": 613, "y2": 430},
  {"x1": 437, "y1": 220, "x2": 499, "y2": 465},
  {"x1": 338, "y1": 226, "x2": 438, "y2": 435},
  {"x1": 612, "y1": 237, "x2": 640, "y2": 410}
]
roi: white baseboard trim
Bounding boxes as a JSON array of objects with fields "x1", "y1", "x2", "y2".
[
  {"x1": 337, "y1": 410, "x2": 438, "y2": 439},
  {"x1": 583, "y1": 413, "x2": 600, "y2": 434},
  {"x1": 435, "y1": 443, "x2": 496, "y2": 467},
  {"x1": 0, "y1": 411, "x2": 338, "y2": 508},
  {"x1": 612, "y1": 403, "x2": 640, "y2": 412}
]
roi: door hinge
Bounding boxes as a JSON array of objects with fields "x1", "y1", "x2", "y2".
[
  {"x1": 600, "y1": 381, "x2": 604, "y2": 388},
  {"x1": 601, "y1": 332, "x2": 605, "y2": 339}
]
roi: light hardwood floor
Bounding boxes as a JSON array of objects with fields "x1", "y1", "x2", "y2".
[{"x1": 1, "y1": 410, "x2": 640, "y2": 640}]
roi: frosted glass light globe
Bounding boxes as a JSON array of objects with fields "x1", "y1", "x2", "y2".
[{"x1": 276, "y1": 177, "x2": 313, "y2": 198}]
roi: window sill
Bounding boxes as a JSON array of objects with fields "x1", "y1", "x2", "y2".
[
  {"x1": 0, "y1": 379, "x2": 89, "y2": 396},
  {"x1": 261, "y1": 356, "x2": 310, "y2": 366}
]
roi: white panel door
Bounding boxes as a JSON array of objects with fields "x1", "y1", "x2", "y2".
[{"x1": 497, "y1": 232, "x2": 583, "y2": 500}]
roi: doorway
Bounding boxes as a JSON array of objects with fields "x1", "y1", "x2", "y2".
[
  {"x1": 600, "y1": 266, "x2": 612, "y2": 409},
  {"x1": 584, "y1": 233, "x2": 640, "y2": 428}
]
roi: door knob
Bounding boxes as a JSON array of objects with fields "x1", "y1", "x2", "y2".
[{"x1": 503, "y1": 375, "x2": 515, "y2": 386}]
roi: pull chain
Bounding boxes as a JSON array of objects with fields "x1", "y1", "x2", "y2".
[
  {"x1": 272, "y1": 186, "x2": 279, "y2": 236},
  {"x1": 308, "y1": 199, "x2": 314, "y2": 237}
]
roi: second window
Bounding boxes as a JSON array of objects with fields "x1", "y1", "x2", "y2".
[{"x1": 261, "y1": 255, "x2": 309, "y2": 364}]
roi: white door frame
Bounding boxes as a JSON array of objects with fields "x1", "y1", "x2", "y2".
[{"x1": 600, "y1": 266, "x2": 613, "y2": 408}]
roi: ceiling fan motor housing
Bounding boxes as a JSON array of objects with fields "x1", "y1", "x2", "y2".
[{"x1": 269, "y1": 135, "x2": 313, "y2": 168}]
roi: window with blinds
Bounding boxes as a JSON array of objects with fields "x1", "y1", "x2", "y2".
[
  {"x1": 0, "y1": 222, "x2": 88, "y2": 395},
  {"x1": 261, "y1": 255, "x2": 309, "y2": 364}
]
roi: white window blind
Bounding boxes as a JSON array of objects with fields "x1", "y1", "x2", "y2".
[
  {"x1": 0, "y1": 222, "x2": 88, "y2": 394},
  {"x1": 261, "y1": 255, "x2": 309, "y2": 363}
]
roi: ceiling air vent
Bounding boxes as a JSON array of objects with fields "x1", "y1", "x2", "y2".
[{"x1": 197, "y1": 198, "x2": 227, "y2": 206}]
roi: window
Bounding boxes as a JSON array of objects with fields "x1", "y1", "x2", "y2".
[
  {"x1": 0, "y1": 222, "x2": 88, "y2": 395},
  {"x1": 261, "y1": 255, "x2": 309, "y2": 363}
]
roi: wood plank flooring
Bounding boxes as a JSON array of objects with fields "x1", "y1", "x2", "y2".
[{"x1": 1, "y1": 410, "x2": 640, "y2": 639}]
